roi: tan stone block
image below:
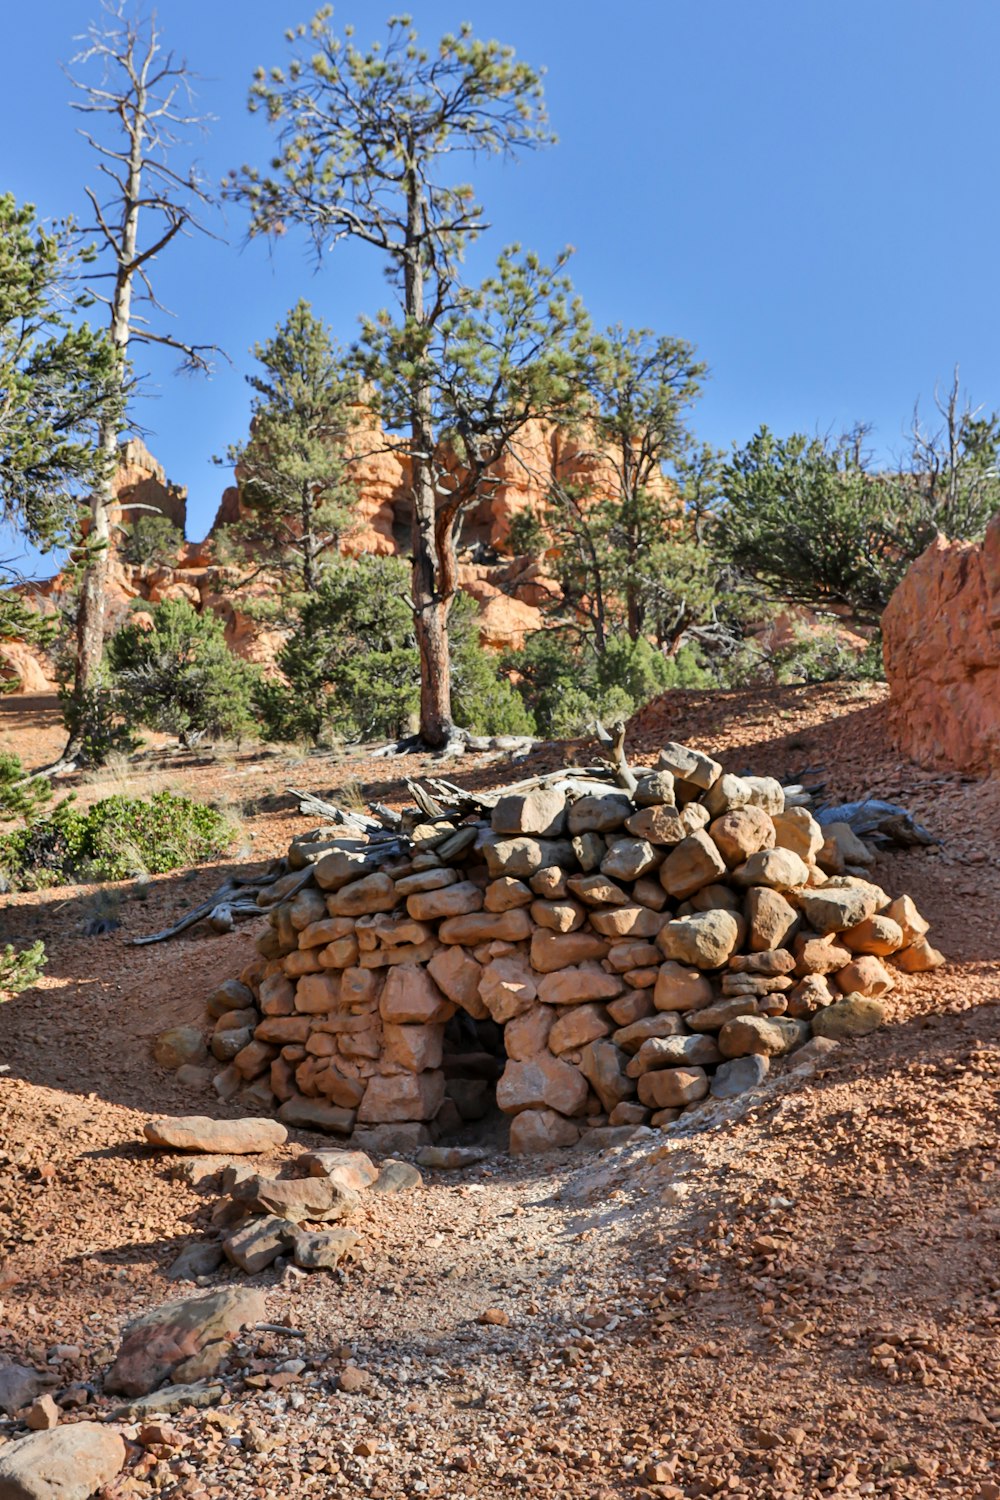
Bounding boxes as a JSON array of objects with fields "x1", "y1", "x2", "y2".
[
  {"x1": 313, "y1": 849, "x2": 374, "y2": 891},
  {"x1": 491, "y1": 787, "x2": 568, "y2": 838},
  {"x1": 589, "y1": 904, "x2": 666, "y2": 939},
  {"x1": 298, "y1": 915, "x2": 356, "y2": 949},
  {"x1": 637, "y1": 1067, "x2": 709, "y2": 1109},
  {"x1": 478, "y1": 955, "x2": 538, "y2": 1023},
  {"x1": 338, "y1": 1030, "x2": 382, "y2": 1060},
  {"x1": 358, "y1": 939, "x2": 440, "y2": 969},
  {"x1": 657, "y1": 910, "x2": 740, "y2": 969},
  {"x1": 382, "y1": 1022, "x2": 446, "y2": 1072},
  {"x1": 438, "y1": 909, "x2": 533, "y2": 946},
  {"x1": 294, "y1": 972, "x2": 341, "y2": 1015},
  {"x1": 685, "y1": 994, "x2": 760, "y2": 1032},
  {"x1": 882, "y1": 894, "x2": 930, "y2": 947},
  {"x1": 256, "y1": 1015, "x2": 313, "y2": 1045},
  {"x1": 548, "y1": 1003, "x2": 612, "y2": 1055},
  {"x1": 259, "y1": 972, "x2": 296, "y2": 1016},
  {"x1": 792, "y1": 932, "x2": 853, "y2": 977},
  {"x1": 530, "y1": 898, "x2": 585, "y2": 933},
  {"x1": 393, "y1": 867, "x2": 458, "y2": 898},
  {"x1": 746, "y1": 887, "x2": 800, "y2": 951},
  {"x1": 658, "y1": 830, "x2": 727, "y2": 899},
  {"x1": 529, "y1": 866, "x2": 568, "y2": 898},
  {"x1": 834, "y1": 955, "x2": 895, "y2": 997},
  {"x1": 233, "y1": 1040, "x2": 277, "y2": 1080},
  {"x1": 536, "y1": 966, "x2": 623, "y2": 1006},
  {"x1": 483, "y1": 877, "x2": 534, "y2": 912},
  {"x1": 732, "y1": 848, "x2": 811, "y2": 890},
  {"x1": 530, "y1": 929, "x2": 610, "y2": 973},
  {"x1": 356, "y1": 913, "x2": 433, "y2": 949},
  {"x1": 318, "y1": 936, "x2": 360, "y2": 970},
  {"x1": 283, "y1": 949, "x2": 324, "y2": 978},
  {"x1": 718, "y1": 1015, "x2": 807, "y2": 1058},
  {"x1": 623, "y1": 966, "x2": 659, "y2": 989},
  {"x1": 889, "y1": 935, "x2": 945, "y2": 972},
  {"x1": 632, "y1": 875, "x2": 668, "y2": 910},
  {"x1": 496, "y1": 1056, "x2": 588, "y2": 1116},
  {"x1": 406, "y1": 881, "x2": 484, "y2": 922},
  {"x1": 379, "y1": 964, "x2": 454, "y2": 1025},
  {"x1": 566, "y1": 873, "x2": 629, "y2": 907},
  {"x1": 313, "y1": 1064, "x2": 367, "y2": 1110},
  {"x1": 601, "y1": 837, "x2": 662, "y2": 881},
  {"x1": 427, "y1": 945, "x2": 486, "y2": 1018},
  {"x1": 612, "y1": 1012, "x2": 686, "y2": 1052},
  {"x1": 504, "y1": 1002, "x2": 555, "y2": 1060},
  {"x1": 339, "y1": 966, "x2": 383, "y2": 1008},
  {"x1": 288, "y1": 886, "x2": 328, "y2": 930},
  {"x1": 842, "y1": 915, "x2": 904, "y2": 956},
  {"x1": 508, "y1": 1109, "x2": 580, "y2": 1153},
  {"x1": 771, "y1": 807, "x2": 824, "y2": 862},
  {"x1": 606, "y1": 941, "x2": 662, "y2": 973},
  {"x1": 326, "y1": 872, "x2": 398, "y2": 917},
  {"x1": 709, "y1": 806, "x2": 776, "y2": 867},
  {"x1": 606, "y1": 988, "x2": 656, "y2": 1026},
  {"x1": 652, "y1": 962, "x2": 714, "y2": 1011},
  {"x1": 624, "y1": 804, "x2": 686, "y2": 845},
  {"x1": 356, "y1": 1069, "x2": 445, "y2": 1123}
]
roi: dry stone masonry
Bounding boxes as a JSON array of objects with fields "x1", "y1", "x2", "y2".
[{"x1": 199, "y1": 743, "x2": 945, "y2": 1153}]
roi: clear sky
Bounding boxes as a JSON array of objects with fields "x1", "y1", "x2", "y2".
[{"x1": 4, "y1": 0, "x2": 1000, "y2": 547}]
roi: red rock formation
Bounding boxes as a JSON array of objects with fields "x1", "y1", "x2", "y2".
[{"x1": 882, "y1": 515, "x2": 1000, "y2": 773}]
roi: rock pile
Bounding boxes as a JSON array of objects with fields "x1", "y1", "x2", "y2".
[{"x1": 193, "y1": 742, "x2": 944, "y2": 1153}]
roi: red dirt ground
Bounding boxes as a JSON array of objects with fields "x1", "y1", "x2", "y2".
[{"x1": 0, "y1": 685, "x2": 997, "y2": 1499}]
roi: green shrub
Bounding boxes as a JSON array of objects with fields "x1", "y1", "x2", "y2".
[
  {"x1": 0, "y1": 790, "x2": 235, "y2": 888},
  {"x1": 0, "y1": 940, "x2": 46, "y2": 996},
  {"x1": 59, "y1": 684, "x2": 140, "y2": 766},
  {"x1": 258, "y1": 556, "x2": 532, "y2": 743},
  {"x1": 119, "y1": 513, "x2": 184, "y2": 568},
  {"x1": 0, "y1": 751, "x2": 52, "y2": 824},
  {"x1": 506, "y1": 630, "x2": 710, "y2": 738},
  {"x1": 107, "y1": 598, "x2": 259, "y2": 747}
]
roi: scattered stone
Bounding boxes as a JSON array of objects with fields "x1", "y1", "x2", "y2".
[
  {"x1": 223, "y1": 1215, "x2": 295, "y2": 1274},
  {"x1": 370, "y1": 1160, "x2": 423, "y2": 1194},
  {"x1": 292, "y1": 1229, "x2": 361, "y2": 1269},
  {"x1": 116, "y1": 1381, "x2": 224, "y2": 1416},
  {"x1": 166, "y1": 1241, "x2": 225, "y2": 1282},
  {"x1": 0, "y1": 1364, "x2": 40, "y2": 1418},
  {"x1": 415, "y1": 1146, "x2": 488, "y2": 1170},
  {"x1": 23, "y1": 1394, "x2": 60, "y2": 1431}
]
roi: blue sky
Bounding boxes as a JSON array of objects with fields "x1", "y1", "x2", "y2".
[{"x1": 4, "y1": 1, "x2": 1000, "y2": 548}]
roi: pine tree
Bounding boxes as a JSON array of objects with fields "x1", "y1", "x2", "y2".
[
  {"x1": 220, "y1": 301, "x2": 357, "y2": 595},
  {"x1": 228, "y1": 13, "x2": 584, "y2": 746}
]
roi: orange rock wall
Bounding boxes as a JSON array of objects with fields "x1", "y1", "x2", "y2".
[{"x1": 882, "y1": 515, "x2": 1000, "y2": 774}]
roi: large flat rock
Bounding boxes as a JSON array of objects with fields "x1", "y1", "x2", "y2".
[
  {"x1": 104, "y1": 1286, "x2": 268, "y2": 1396},
  {"x1": 143, "y1": 1116, "x2": 287, "y2": 1154},
  {"x1": 0, "y1": 1423, "x2": 125, "y2": 1500}
]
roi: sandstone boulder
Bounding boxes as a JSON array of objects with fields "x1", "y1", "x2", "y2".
[
  {"x1": 0, "y1": 1425, "x2": 126, "y2": 1500},
  {"x1": 143, "y1": 1116, "x2": 287, "y2": 1155},
  {"x1": 491, "y1": 788, "x2": 567, "y2": 838},
  {"x1": 657, "y1": 910, "x2": 740, "y2": 969},
  {"x1": 509, "y1": 1109, "x2": 581, "y2": 1153},
  {"x1": 658, "y1": 830, "x2": 727, "y2": 899},
  {"x1": 811, "y1": 996, "x2": 885, "y2": 1039},
  {"x1": 104, "y1": 1287, "x2": 268, "y2": 1395},
  {"x1": 637, "y1": 1066, "x2": 708, "y2": 1109}
]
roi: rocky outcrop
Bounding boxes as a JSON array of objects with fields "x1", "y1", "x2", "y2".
[{"x1": 883, "y1": 516, "x2": 1000, "y2": 773}]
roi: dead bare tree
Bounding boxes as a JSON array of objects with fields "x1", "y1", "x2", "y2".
[{"x1": 61, "y1": 1, "x2": 222, "y2": 764}]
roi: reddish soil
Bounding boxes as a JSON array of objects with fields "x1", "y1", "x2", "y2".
[{"x1": 0, "y1": 685, "x2": 998, "y2": 1499}]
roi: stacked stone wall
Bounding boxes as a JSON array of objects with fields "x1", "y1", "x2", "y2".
[{"x1": 204, "y1": 743, "x2": 944, "y2": 1153}]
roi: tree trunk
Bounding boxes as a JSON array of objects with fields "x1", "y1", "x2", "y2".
[
  {"x1": 411, "y1": 454, "x2": 453, "y2": 748},
  {"x1": 301, "y1": 481, "x2": 316, "y2": 593},
  {"x1": 64, "y1": 80, "x2": 143, "y2": 760},
  {"x1": 404, "y1": 158, "x2": 453, "y2": 748}
]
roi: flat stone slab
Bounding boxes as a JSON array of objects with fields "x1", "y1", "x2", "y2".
[
  {"x1": 104, "y1": 1287, "x2": 267, "y2": 1396},
  {"x1": 112, "y1": 1381, "x2": 225, "y2": 1417},
  {"x1": 0, "y1": 1423, "x2": 126, "y2": 1500},
  {"x1": 143, "y1": 1116, "x2": 287, "y2": 1154}
]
